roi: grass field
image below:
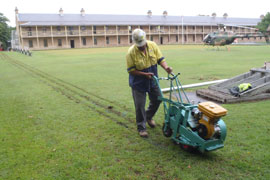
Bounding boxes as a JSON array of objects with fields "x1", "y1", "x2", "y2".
[{"x1": 0, "y1": 45, "x2": 270, "y2": 179}]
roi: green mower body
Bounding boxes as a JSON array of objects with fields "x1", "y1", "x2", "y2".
[{"x1": 153, "y1": 73, "x2": 227, "y2": 153}]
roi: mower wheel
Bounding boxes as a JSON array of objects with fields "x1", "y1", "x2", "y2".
[{"x1": 162, "y1": 123, "x2": 173, "y2": 137}]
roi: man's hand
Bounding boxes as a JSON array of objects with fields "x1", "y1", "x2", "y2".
[
  {"x1": 144, "y1": 72, "x2": 154, "y2": 79},
  {"x1": 130, "y1": 70, "x2": 154, "y2": 79},
  {"x1": 165, "y1": 67, "x2": 173, "y2": 74}
]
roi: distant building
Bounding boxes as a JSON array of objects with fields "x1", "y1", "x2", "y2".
[{"x1": 15, "y1": 8, "x2": 264, "y2": 50}]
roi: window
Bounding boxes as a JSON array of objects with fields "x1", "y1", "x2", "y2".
[
  {"x1": 176, "y1": 35, "x2": 178, "y2": 42},
  {"x1": 58, "y1": 39, "x2": 62, "y2": 46},
  {"x1": 44, "y1": 39, "x2": 48, "y2": 47},
  {"x1": 93, "y1": 26, "x2": 97, "y2": 34},
  {"x1": 42, "y1": 27, "x2": 47, "y2": 33},
  {"x1": 94, "y1": 37, "x2": 97, "y2": 45},
  {"x1": 105, "y1": 26, "x2": 109, "y2": 31},
  {"x1": 27, "y1": 27, "x2": 32, "y2": 36},
  {"x1": 184, "y1": 35, "x2": 187, "y2": 42},
  {"x1": 193, "y1": 35, "x2": 195, "y2": 42},
  {"x1": 68, "y1": 26, "x2": 73, "y2": 31},
  {"x1": 81, "y1": 26, "x2": 86, "y2": 31},
  {"x1": 129, "y1": 36, "x2": 132, "y2": 43},
  {"x1": 68, "y1": 26, "x2": 74, "y2": 35},
  {"x1": 57, "y1": 26, "x2": 61, "y2": 31},
  {"x1": 118, "y1": 37, "x2": 121, "y2": 44},
  {"x1": 106, "y1": 37, "x2": 110, "y2": 45},
  {"x1": 150, "y1": 36, "x2": 153, "y2": 41},
  {"x1": 82, "y1": 37, "x2": 86, "y2": 45},
  {"x1": 28, "y1": 40, "x2": 33, "y2": 48}
]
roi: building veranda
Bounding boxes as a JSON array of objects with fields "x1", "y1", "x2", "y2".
[{"x1": 14, "y1": 8, "x2": 264, "y2": 50}]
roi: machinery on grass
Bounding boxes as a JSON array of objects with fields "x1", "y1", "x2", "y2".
[{"x1": 153, "y1": 73, "x2": 227, "y2": 153}]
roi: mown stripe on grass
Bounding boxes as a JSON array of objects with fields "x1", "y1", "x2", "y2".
[{"x1": 0, "y1": 53, "x2": 171, "y2": 150}]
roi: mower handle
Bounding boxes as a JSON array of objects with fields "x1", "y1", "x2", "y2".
[
  {"x1": 155, "y1": 72, "x2": 181, "y2": 81},
  {"x1": 168, "y1": 72, "x2": 181, "y2": 80}
]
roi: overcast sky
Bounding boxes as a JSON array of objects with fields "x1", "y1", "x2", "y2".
[{"x1": 1, "y1": 0, "x2": 270, "y2": 27}]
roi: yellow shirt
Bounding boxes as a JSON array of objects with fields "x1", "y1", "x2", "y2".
[
  {"x1": 126, "y1": 41, "x2": 165, "y2": 72},
  {"x1": 126, "y1": 41, "x2": 165, "y2": 92}
]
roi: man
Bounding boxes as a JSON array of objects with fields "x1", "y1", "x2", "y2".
[{"x1": 126, "y1": 29, "x2": 173, "y2": 138}]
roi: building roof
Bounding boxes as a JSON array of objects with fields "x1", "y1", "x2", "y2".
[{"x1": 18, "y1": 13, "x2": 261, "y2": 27}]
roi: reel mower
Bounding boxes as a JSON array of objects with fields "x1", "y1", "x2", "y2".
[{"x1": 153, "y1": 73, "x2": 227, "y2": 153}]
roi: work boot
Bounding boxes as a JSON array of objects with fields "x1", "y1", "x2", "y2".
[
  {"x1": 139, "y1": 131, "x2": 148, "y2": 138},
  {"x1": 147, "y1": 119, "x2": 156, "y2": 128}
]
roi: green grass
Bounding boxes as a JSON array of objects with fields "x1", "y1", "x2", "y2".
[{"x1": 0, "y1": 45, "x2": 270, "y2": 179}]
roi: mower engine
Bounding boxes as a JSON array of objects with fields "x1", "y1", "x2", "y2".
[{"x1": 191, "y1": 102, "x2": 227, "y2": 140}]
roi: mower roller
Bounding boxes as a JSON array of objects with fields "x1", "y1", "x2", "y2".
[{"x1": 153, "y1": 73, "x2": 227, "y2": 153}]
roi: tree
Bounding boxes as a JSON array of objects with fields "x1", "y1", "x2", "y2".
[
  {"x1": 257, "y1": 12, "x2": 270, "y2": 33},
  {"x1": 257, "y1": 12, "x2": 270, "y2": 43},
  {"x1": 0, "y1": 12, "x2": 11, "y2": 50}
]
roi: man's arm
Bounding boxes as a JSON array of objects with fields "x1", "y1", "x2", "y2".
[
  {"x1": 160, "y1": 61, "x2": 173, "y2": 74},
  {"x1": 129, "y1": 70, "x2": 154, "y2": 79}
]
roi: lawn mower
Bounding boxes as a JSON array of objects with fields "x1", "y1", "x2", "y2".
[{"x1": 153, "y1": 73, "x2": 227, "y2": 153}]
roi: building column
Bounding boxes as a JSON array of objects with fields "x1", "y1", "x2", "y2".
[
  {"x1": 79, "y1": 26, "x2": 82, "y2": 48},
  {"x1": 158, "y1": 26, "x2": 161, "y2": 45},
  {"x1": 177, "y1": 26, "x2": 180, "y2": 44},
  {"x1": 185, "y1": 26, "x2": 188, "y2": 44},
  {"x1": 65, "y1": 26, "x2": 68, "y2": 48},
  {"x1": 36, "y1": 26, "x2": 40, "y2": 48},
  {"x1": 104, "y1": 26, "x2": 107, "y2": 47},
  {"x1": 51, "y1": 26, "x2": 54, "y2": 48},
  {"x1": 195, "y1": 26, "x2": 197, "y2": 44},
  {"x1": 20, "y1": 26, "x2": 24, "y2": 48},
  {"x1": 116, "y1": 26, "x2": 119, "y2": 46},
  {"x1": 92, "y1": 26, "x2": 95, "y2": 46},
  {"x1": 168, "y1": 26, "x2": 170, "y2": 44},
  {"x1": 148, "y1": 25, "x2": 151, "y2": 41},
  {"x1": 128, "y1": 26, "x2": 131, "y2": 45},
  {"x1": 203, "y1": 25, "x2": 205, "y2": 40},
  {"x1": 181, "y1": 16, "x2": 184, "y2": 45}
]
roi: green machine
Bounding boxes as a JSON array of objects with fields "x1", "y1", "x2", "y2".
[{"x1": 153, "y1": 73, "x2": 227, "y2": 153}]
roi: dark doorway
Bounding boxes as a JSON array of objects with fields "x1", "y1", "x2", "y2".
[
  {"x1": 70, "y1": 40, "x2": 75, "y2": 48},
  {"x1": 160, "y1": 37, "x2": 163, "y2": 44}
]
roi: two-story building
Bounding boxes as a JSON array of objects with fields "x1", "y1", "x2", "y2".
[{"x1": 15, "y1": 8, "x2": 263, "y2": 50}]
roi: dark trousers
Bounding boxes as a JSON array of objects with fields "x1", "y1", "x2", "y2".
[{"x1": 132, "y1": 86, "x2": 162, "y2": 132}]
